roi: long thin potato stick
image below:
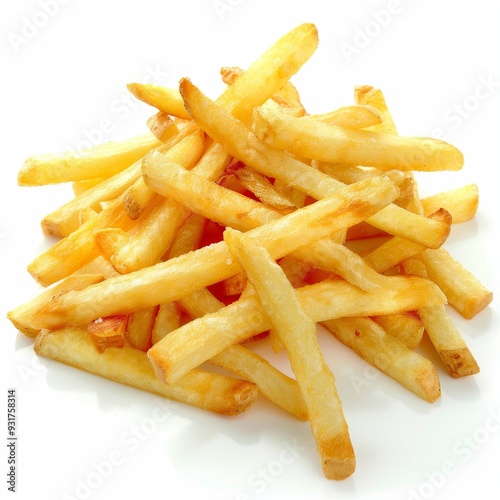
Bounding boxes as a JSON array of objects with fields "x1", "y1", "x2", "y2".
[{"x1": 30, "y1": 175, "x2": 398, "y2": 329}]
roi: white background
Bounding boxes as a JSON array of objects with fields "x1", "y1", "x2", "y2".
[{"x1": 1, "y1": 1, "x2": 499, "y2": 499}]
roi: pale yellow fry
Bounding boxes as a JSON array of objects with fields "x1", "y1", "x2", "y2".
[
  {"x1": 354, "y1": 85, "x2": 398, "y2": 134},
  {"x1": 147, "y1": 276, "x2": 446, "y2": 385},
  {"x1": 322, "y1": 317, "x2": 440, "y2": 402},
  {"x1": 167, "y1": 213, "x2": 207, "y2": 259},
  {"x1": 233, "y1": 166, "x2": 296, "y2": 212},
  {"x1": 210, "y1": 345, "x2": 308, "y2": 421},
  {"x1": 126, "y1": 306, "x2": 158, "y2": 352},
  {"x1": 41, "y1": 156, "x2": 143, "y2": 237},
  {"x1": 421, "y1": 184, "x2": 479, "y2": 222},
  {"x1": 253, "y1": 105, "x2": 463, "y2": 172},
  {"x1": 146, "y1": 111, "x2": 180, "y2": 141},
  {"x1": 223, "y1": 227, "x2": 355, "y2": 480},
  {"x1": 151, "y1": 302, "x2": 182, "y2": 345},
  {"x1": 305, "y1": 105, "x2": 381, "y2": 129},
  {"x1": 123, "y1": 125, "x2": 201, "y2": 219},
  {"x1": 401, "y1": 259, "x2": 480, "y2": 378},
  {"x1": 7, "y1": 274, "x2": 104, "y2": 337},
  {"x1": 220, "y1": 65, "x2": 307, "y2": 116},
  {"x1": 111, "y1": 197, "x2": 191, "y2": 274},
  {"x1": 19, "y1": 133, "x2": 161, "y2": 186},
  {"x1": 179, "y1": 79, "x2": 451, "y2": 248},
  {"x1": 28, "y1": 193, "x2": 137, "y2": 286},
  {"x1": 372, "y1": 313, "x2": 424, "y2": 350},
  {"x1": 127, "y1": 83, "x2": 190, "y2": 119},
  {"x1": 363, "y1": 209, "x2": 452, "y2": 274},
  {"x1": 72, "y1": 177, "x2": 109, "y2": 196},
  {"x1": 34, "y1": 327, "x2": 258, "y2": 416},
  {"x1": 215, "y1": 23, "x2": 318, "y2": 124},
  {"x1": 417, "y1": 247, "x2": 493, "y2": 319},
  {"x1": 31, "y1": 175, "x2": 400, "y2": 329}
]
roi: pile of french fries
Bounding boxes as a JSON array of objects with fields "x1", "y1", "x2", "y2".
[{"x1": 8, "y1": 23, "x2": 493, "y2": 480}]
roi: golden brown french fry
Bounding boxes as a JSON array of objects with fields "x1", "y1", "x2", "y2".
[
  {"x1": 18, "y1": 133, "x2": 161, "y2": 186},
  {"x1": 34, "y1": 327, "x2": 258, "y2": 416},
  {"x1": 179, "y1": 78, "x2": 451, "y2": 248},
  {"x1": 417, "y1": 247, "x2": 493, "y2": 319},
  {"x1": 147, "y1": 275, "x2": 446, "y2": 386},
  {"x1": 401, "y1": 259, "x2": 480, "y2": 378},
  {"x1": 30, "y1": 175, "x2": 400, "y2": 329},
  {"x1": 322, "y1": 317, "x2": 440, "y2": 402},
  {"x1": 223, "y1": 227, "x2": 355, "y2": 480},
  {"x1": 7, "y1": 274, "x2": 104, "y2": 337},
  {"x1": 421, "y1": 184, "x2": 479, "y2": 222},
  {"x1": 253, "y1": 105, "x2": 464, "y2": 172},
  {"x1": 87, "y1": 315, "x2": 128, "y2": 353},
  {"x1": 167, "y1": 213, "x2": 207, "y2": 259}
]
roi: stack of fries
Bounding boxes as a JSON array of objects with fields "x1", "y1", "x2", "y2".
[{"x1": 8, "y1": 23, "x2": 492, "y2": 480}]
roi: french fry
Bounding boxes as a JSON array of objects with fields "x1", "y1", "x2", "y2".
[
  {"x1": 401, "y1": 259, "x2": 480, "y2": 378},
  {"x1": 30, "y1": 175, "x2": 400, "y2": 329},
  {"x1": 27, "y1": 193, "x2": 136, "y2": 286},
  {"x1": 215, "y1": 23, "x2": 318, "y2": 125},
  {"x1": 7, "y1": 274, "x2": 104, "y2": 337},
  {"x1": 126, "y1": 306, "x2": 158, "y2": 351},
  {"x1": 87, "y1": 315, "x2": 128, "y2": 353},
  {"x1": 362, "y1": 209, "x2": 452, "y2": 274},
  {"x1": 223, "y1": 227, "x2": 355, "y2": 480},
  {"x1": 305, "y1": 104, "x2": 381, "y2": 129},
  {"x1": 41, "y1": 157, "x2": 143, "y2": 237},
  {"x1": 253, "y1": 105, "x2": 464, "y2": 172},
  {"x1": 417, "y1": 247, "x2": 493, "y2": 319},
  {"x1": 123, "y1": 124, "x2": 201, "y2": 220},
  {"x1": 372, "y1": 312, "x2": 425, "y2": 350},
  {"x1": 110, "y1": 197, "x2": 191, "y2": 274},
  {"x1": 147, "y1": 275, "x2": 446, "y2": 386},
  {"x1": 180, "y1": 78, "x2": 451, "y2": 248},
  {"x1": 151, "y1": 302, "x2": 182, "y2": 345},
  {"x1": 354, "y1": 85, "x2": 398, "y2": 134},
  {"x1": 146, "y1": 111, "x2": 179, "y2": 141},
  {"x1": 220, "y1": 65, "x2": 307, "y2": 117},
  {"x1": 322, "y1": 316, "x2": 440, "y2": 402},
  {"x1": 34, "y1": 327, "x2": 258, "y2": 416},
  {"x1": 421, "y1": 184, "x2": 479, "y2": 222},
  {"x1": 72, "y1": 177, "x2": 109, "y2": 196},
  {"x1": 127, "y1": 83, "x2": 190, "y2": 119},
  {"x1": 18, "y1": 133, "x2": 161, "y2": 186}
]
